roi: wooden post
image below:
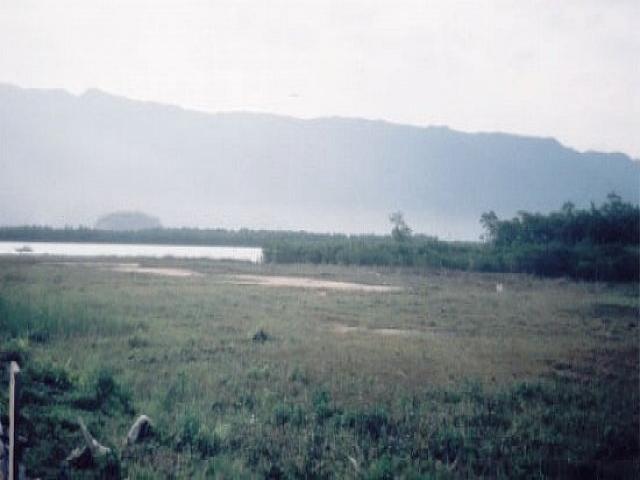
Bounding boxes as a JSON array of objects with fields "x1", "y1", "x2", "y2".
[{"x1": 8, "y1": 362, "x2": 20, "y2": 480}]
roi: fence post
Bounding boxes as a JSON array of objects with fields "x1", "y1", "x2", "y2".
[{"x1": 8, "y1": 362, "x2": 20, "y2": 480}]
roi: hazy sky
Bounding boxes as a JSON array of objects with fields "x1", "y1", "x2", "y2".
[{"x1": 1, "y1": 0, "x2": 638, "y2": 158}]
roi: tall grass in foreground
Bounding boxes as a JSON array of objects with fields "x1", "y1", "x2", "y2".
[
  {"x1": 0, "y1": 289, "x2": 136, "y2": 477},
  {"x1": 0, "y1": 293, "x2": 133, "y2": 342},
  {"x1": 131, "y1": 365, "x2": 637, "y2": 479},
  {"x1": 2, "y1": 354, "x2": 637, "y2": 479}
]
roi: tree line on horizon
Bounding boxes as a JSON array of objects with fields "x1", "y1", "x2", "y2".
[
  {"x1": 262, "y1": 194, "x2": 639, "y2": 281},
  {"x1": 0, "y1": 194, "x2": 637, "y2": 281},
  {"x1": 472, "y1": 193, "x2": 639, "y2": 280},
  {"x1": 480, "y1": 192, "x2": 639, "y2": 247}
]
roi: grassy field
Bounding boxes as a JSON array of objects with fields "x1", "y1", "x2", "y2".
[{"x1": 0, "y1": 256, "x2": 638, "y2": 478}]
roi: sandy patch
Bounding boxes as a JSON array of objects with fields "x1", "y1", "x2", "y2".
[
  {"x1": 43, "y1": 261, "x2": 202, "y2": 277},
  {"x1": 110, "y1": 263, "x2": 202, "y2": 277},
  {"x1": 331, "y1": 323, "x2": 420, "y2": 337},
  {"x1": 333, "y1": 324, "x2": 362, "y2": 334},
  {"x1": 373, "y1": 328, "x2": 421, "y2": 337},
  {"x1": 231, "y1": 275, "x2": 400, "y2": 292}
]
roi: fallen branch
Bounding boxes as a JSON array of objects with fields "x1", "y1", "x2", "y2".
[{"x1": 77, "y1": 418, "x2": 110, "y2": 458}]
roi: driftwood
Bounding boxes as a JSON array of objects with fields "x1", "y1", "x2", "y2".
[
  {"x1": 64, "y1": 446, "x2": 93, "y2": 469},
  {"x1": 64, "y1": 418, "x2": 111, "y2": 471},
  {"x1": 65, "y1": 414, "x2": 155, "y2": 471},
  {"x1": 126, "y1": 415, "x2": 153, "y2": 446},
  {"x1": 77, "y1": 418, "x2": 111, "y2": 458},
  {"x1": 8, "y1": 362, "x2": 20, "y2": 480}
]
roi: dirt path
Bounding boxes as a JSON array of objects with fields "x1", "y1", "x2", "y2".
[{"x1": 230, "y1": 274, "x2": 401, "y2": 292}]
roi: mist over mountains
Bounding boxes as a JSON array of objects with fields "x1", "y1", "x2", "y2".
[{"x1": 1, "y1": 83, "x2": 638, "y2": 239}]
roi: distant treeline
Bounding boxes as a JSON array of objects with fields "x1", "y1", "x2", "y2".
[
  {"x1": 0, "y1": 226, "x2": 325, "y2": 247},
  {"x1": 262, "y1": 235, "x2": 481, "y2": 270},
  {"x1": 264, "y1": 195, "x2": 639, "y2": 281},
  {"x1": 0, "y1": 223, "x2": 476, "y2": 268},
  {"x1": 263, "y1": 233, "x2": 639, "y2": 281},
  {"x1": 474, "y1": 193, "x2": 639, "y2": 281},
  {"x1": 481, "y1": 193, "x2": 639, "y2": 247},
  {"x1": 1, "y1": 194, "x2": 637, "y2": 281}
]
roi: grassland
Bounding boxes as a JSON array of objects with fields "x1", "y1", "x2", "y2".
[{"x1": 0, "y1": 256, "x2": 638, "y2": 478}]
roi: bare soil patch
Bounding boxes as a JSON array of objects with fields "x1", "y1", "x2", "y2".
[
  {"x1": 331, "y1": 323, "x2": 421, "y2": 337},
  {"x1": 110, "y1": 263, "x2": 202, "y2": 277},
  {"x1": 231, "y1": 274, "x2": 401, "y2": 292},
  {"x1": 45, "y1": 260, "x2": 202, "y2": 277}
]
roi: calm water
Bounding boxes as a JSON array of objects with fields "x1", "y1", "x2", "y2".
[{"x1": 0, "y1": 241, "x2": 263, "y2": 262}]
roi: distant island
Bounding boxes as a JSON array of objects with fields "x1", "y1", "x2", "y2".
[{"x1": 95, "y1": 211, "x2": 162, "y2": 231}]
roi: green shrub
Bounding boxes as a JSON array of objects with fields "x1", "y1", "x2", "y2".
[{"x1": 176, "y1": 413, "x2": 222, "y2": 457}]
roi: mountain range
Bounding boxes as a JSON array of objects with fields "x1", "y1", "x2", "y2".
[{"x1": 1, "y1": 83, "x2": 638, "y2": 239}]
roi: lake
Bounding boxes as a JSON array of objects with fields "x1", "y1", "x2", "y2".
[{"x1": 0, "y1": 241, "x2": 263, "y2": 262}]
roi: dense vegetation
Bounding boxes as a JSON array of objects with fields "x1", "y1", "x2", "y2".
[
  {"x1": 263, "y1": 196, "x2": 639, "y2": 281},
  {"x1": 478, "y1": 193, "x2": 639, "y2": 281},
  {"x1": 263, "y1": 234, "x2": 477, "y2": 269},
  {"x1": 481, "y1": 193, "x2": 639, "y2": 247}
]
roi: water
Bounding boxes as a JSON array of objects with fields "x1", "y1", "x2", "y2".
[{"x1": 0, "y1": 241, "x2": 263, "y2": 263}]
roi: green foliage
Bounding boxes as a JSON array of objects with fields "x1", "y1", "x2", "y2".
[
  {"x1": 263, "y1": 235, "x2": 475, "y2": 268},
  {"x1": 178, "y1": 374, "x2": 637, "y2": 479},
  {"x1": 175, "y1": 413, "x2": 222, "y2": 457},
  {"x1": 0, "y1": 293, "x2": 134, "y2": 343},
  {"x1": 72, "y1": 368, "x2": 134, "y2": 414},
  {"x1": 389, "y1": 211, "x2": 412, "y2": 242},
  {"x1": 5, "y1": 361, "x2": 133, "y2": 479},
  {"x1": 480, "y1": 194, "x2": 640, "y2": 281},
  {"x1": 312, "y1": 389, "x2": 338, "y2": 422},
  {"x1": 265, "y1": 195, "x2": 639, "y2": 281},
  {"x1": 5, "y1": 194, "x2": 637, "y2": 281},
  {"x1": 0, "y1": 311, "x2": 133, "y2": 477},
  {"x1": 484, "y1": 193, "x2": 639, "y2": 247}
]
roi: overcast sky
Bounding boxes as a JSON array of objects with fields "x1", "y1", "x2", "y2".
[{"x1": 1, "y1": 0, "x2": 638, "y2": 158}]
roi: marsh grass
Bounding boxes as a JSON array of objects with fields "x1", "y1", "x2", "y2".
[
  {"x1": 0, "y1": 257, "x2": 637, "y2": 478},
  {"x1": 0, "y1": 292, "x2": 133, "y2": 342}
]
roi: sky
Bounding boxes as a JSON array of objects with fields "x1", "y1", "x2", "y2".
[{"x1": 1, "y1": 0, "x2": 639, "y2": 159}]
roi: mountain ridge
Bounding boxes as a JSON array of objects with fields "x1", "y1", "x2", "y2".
[
  {"x1": 5, "y1": 82, "x2": 635, "y2": 160},
  {"x1": 1, "y1": 82, "x2": 638, "y2": 239}
]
